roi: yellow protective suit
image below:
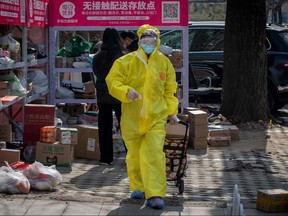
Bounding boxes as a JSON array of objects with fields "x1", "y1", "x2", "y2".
[{"x1": 106, "y1": 24, "x2": 179, "y2": 199}]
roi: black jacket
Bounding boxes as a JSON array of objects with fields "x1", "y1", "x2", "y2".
[
  {"x1": 92, "y1": 48, "x2": 123, "y2": 104},
  {"x1": 126, "y1": 39, "x2": 139, "y2": 52}
]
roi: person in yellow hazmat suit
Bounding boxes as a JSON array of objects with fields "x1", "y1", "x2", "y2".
[{"x1": 106, "y1": 24, "x2": 179, "y2": 210}]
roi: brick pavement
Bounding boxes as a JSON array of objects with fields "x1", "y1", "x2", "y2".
[{"x1": 0, "y1": 125, "x2": 287, "y2": 215}]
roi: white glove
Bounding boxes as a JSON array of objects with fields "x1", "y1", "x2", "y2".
[
  {"x1": 127, "y1": 89, "x2": 141, "y2": 101},
  {"x1": 168, "y1": 114, "x2": 179, "y2": 125}
]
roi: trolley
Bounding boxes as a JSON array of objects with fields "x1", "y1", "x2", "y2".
[{"x1": 164, "y1": 120, "x2": 189, "y2": 194}]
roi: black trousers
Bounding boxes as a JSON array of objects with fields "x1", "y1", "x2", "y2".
[{"x1": 98, "y1": 103, "x2": 121, "y2": 163}]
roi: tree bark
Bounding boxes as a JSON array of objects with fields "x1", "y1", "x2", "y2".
[{"x1": 220, "y1": 0, "x2": 268, "y2": 122}]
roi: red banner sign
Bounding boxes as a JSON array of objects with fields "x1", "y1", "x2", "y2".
[
  {"x1": 49, "y1": 0, "x2": 188, "y2": 27},
  {"x1": 27, "y1": 0, "x2": 49, "y2": 27},
  {"x1": 0, "y1": 0, "x2": 26, "y2": 26}
]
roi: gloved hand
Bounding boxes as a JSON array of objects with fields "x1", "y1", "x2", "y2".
[
  {"x1": 168, "y1": 114, "x2": 179, "y2": 125},
  {"x1": 127, "y1": 89, "x2": 141, "y2": 101}
]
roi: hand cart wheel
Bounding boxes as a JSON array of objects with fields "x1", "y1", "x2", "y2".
[{"x1": 178, "y1": 179, "x2": 184, "y2": 194}]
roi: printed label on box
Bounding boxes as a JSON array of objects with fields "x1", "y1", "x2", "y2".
[
  {"x1": 61, "y1": 131, "x2": 71, "y2": 144},
  {"x1": 87, "y1": 138, "x2": 95, "y2": 151}
]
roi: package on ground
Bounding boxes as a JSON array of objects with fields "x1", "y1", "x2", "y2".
[
  {"x1": 23, "y1": 104, "x2": 55, "y2": 149},
  {"x1": 0, "y1": 148, "x2": 20, "y2": 164},
  {"x1": 74, "y1": 125, "x2": 100, "y2": 160},
  {"x1": 0, "y1": 124, "x2": 12, "y2": 142},
  {"x1": 189, "y1": 124, "x2": 208, "y2": 138},
  {"x1": 189, "y1": 137, "x2": 207, "y2": 150},
  {"x1": 208, "y1": 124, "x2": 240, "y2": 140},
  {"x1": 207, "y1": 136, "x2": 231, "y2": 147},
  {"x1": 208, "y1": 126, "x2": 230, "y2": 137},
  {"x1": 39, "y1": 126, "x2": 57, "y2": 143},
  {"x1": 56, "y1": 127, "x2": 78, "y2": 145},
  {"x1": 257, "y1": 189, "x2": 288, "y2": 213},
  {"x1": 221, "y1": 125, "x2": 240, "y2": 140},
  {"x1": 183, "y1": 107, "x2": 199, "y2": 114},
  {"x1": 188, "y1": 110, "x2": 208, "y2": 126},
  {"x1": 165, "y1": 123, "x2": 189, "y2": 139},
  {"x1": 35, "y1": 141, "x2": 74, "y2": 167}
]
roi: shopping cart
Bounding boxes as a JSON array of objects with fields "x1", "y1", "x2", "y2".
[{"x1": 164, "y1": 120, "x2": 189, "y2": 194}]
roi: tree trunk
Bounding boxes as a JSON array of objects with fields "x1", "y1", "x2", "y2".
[{"x1": 220, "y1": 0, "x2": 268, "y2": 122}]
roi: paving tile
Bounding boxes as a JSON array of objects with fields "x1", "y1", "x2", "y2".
[
  {"x1": 99, "y1": 203, "x2": 120, "y2": 215},
  {"x1": 158, "y1": 205, "x2": 190, "y2": 215},
  {"x1": 24, "y1": 200, "x2": 67, "y2": 215},
  {"x1": 118, "y1": 204, "x2": 153, "y2": 215},
  {"x1": 63, "y1": 201, "x2": 102, "y2": 215},
  {"x1": 189, "y1": 207, "x2": 224, "y2": 215},
  {"x1": 0, "y1": 198, "x2": 34, "y2": 216}
]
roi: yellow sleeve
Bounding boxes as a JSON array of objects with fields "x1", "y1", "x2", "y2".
[
  {"x1": 105, "y1": 58, "x2": 133, "y2": 103},
  {"x1": 164, "y1": 58, "x2": 179, "y2": 115}
]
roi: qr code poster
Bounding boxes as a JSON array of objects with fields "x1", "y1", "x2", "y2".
[{"x1": 162, "y1": 2, "x2": 180, "y2": 23}]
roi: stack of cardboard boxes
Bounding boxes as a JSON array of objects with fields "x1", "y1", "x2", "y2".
[
  {"x1": 0, "y1": 124, "x2": 20, "y2": 164},
  {"x1": 35, "y1": 127, "x2": 78, "y2": 167},
  {"x1": 186, "y1": 108, "x2": 208, "y2": 150},
  {"x1": 208, "y1": 124, "x2": 240, "y2": 147}
]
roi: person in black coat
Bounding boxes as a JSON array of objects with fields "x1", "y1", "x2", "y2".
[
  {"x1": 120, "y1": 30, "x2": 139, "y2": 53},
  {"x1": 92, "y1": 28, "x2": 124, "y2": 165}
]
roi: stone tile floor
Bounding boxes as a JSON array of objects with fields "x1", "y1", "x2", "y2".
[{"x1": 0, "y1": 126, "x2": 287, "y2": 213}]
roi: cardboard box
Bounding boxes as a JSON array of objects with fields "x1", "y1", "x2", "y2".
[
  {"x1": 84, "y1": 81, "x2": 96, "y2": 93},
  {"x1": 56, "y1": 127, "x2": 78, "y2": 145},
  {"x1": 23, "y1": 104, "x2": 55, "y2": 148},
  {"x1": 207, "y1": 136, "x2": 231, "y2": 147},
  {"x1": 0, "y1": 81, "x2": 10, "y2": 97},
  {"x1": 189, "y1": 124, "x2": 208, "y2": 138},
  {"x1": 165, "y1": 123, "x2": 189, "y2": 139},
  {"x1": 222, "y1": 125, "x2": 240, "y2": 140},
  {"x1": 257, "y1": 189, "x2": 288, "y2": 213},
  {"x1": 35, "y1": 141, "x2": 74, "y2": 167},
  {"x1": 0, "y1": 124, "x2": 12, "y2": 142},
  {"x1": 190, "y1": 137, "x2": 207, "y2": 150},
  {"x1": 0, "y1": 148, "x2": 20, "y2": 164},
  {"x1": 209, "y1": 124, "x2": 240, "y2": 140},
  {"x1": 74, "y1": 125, "x2": 100, "y2": 160},
  {"x1": 56, "y1": 103, "x2": 87, "y2": 117},
  {"x1": 177, "y1": 114, "x2": 189, "y2": 122},
  {"x1": 208, "y1": 128, "x2": 231, "y2": 137},
  {"x1": 183, "y1": 107, "x2": 199, "y2": 114},
  {"x1": 188, "y1": 110, "x2": 208, "y2": 126}
]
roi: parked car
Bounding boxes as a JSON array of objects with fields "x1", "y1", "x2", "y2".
[{"x1": 160, "y1": 21, "x2": 288, "y2": 110}]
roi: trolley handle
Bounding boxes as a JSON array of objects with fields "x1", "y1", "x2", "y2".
[{"x1": 178, "y1": 120, "x2": 189, "y2": 141}]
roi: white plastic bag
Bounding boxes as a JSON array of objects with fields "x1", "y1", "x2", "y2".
[
  {"x1": 32, "y1": 70, "x2": 48, "y2": 95},
  {"x1": 0, "y1": 165, "x2": 30, "y2": 194},
  {"x1": 20, "y1": 162, "x2": 62, "y2": 191},
  {"x1": 0, "y1": 34, "x2": 21, "y2": 52},
  {"x1": 0, "y1": 71, "x2": 26, "y2": 96}
]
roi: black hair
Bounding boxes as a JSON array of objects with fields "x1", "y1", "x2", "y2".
[
  {"x1": 101, "y1": 28, "x2": 122, "y2": 69},
  {"x1": 120, "y1": 30, "x2": 137, "y2": 40}
]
